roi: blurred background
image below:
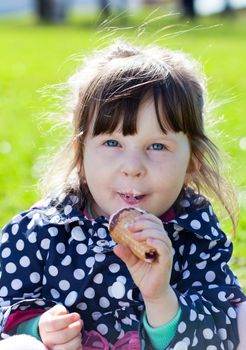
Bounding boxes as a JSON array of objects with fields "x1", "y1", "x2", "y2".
[{"x1": 0, "y1": 0, "x2": 245, "y2": 290}]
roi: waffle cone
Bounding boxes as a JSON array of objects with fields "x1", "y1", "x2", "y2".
[{"x1": 109, "y1": 207, "x2": 157, "y2": 263}]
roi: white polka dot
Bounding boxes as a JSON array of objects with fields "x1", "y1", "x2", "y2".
[
  {"x1": 56, "y1": 243, "x2": 65, "y2": 254},
  {"x1": 189, "y1": 244, "x2": 196, "y2": 255},
  {"x1": 190, "y1": 220, "x2": 201, "y2": 230},
  {"x1": 35, "y1": 300, "x2": 46, "y2": 307},
  {"x1": 206, "y1": 346, "x2": 217, "y2": 350},
  {"x1": 189, "y1": 309, "x2": 197, "y2": 321},
  {"x1": 97, "y1": 324, "x2": 108, "y2": 335},
  {"x1": 28, "y1": 232, "x2": 37, "y2": 243},
  {"x1": 51, "y1": 289, "x2": 60, "y2": 299},
  {"x1": 196, "y1": 261, "x2": 207, "y2": 269},
  {"x1": 12, "y1": 224, "x2": 19, "y2": 235},
  {"x1": 41, "y1": 239, "x2": 50, "y2": 250},
  {"x1": 92, "y1": 311, "x2": 102, "y2": 321},
  {"x1": 11, "y1": 214, "x2": 23, "y2": 224},
  {"x1": 74, "y1": 269, "x2": 85, "y2": 280},
  {"x1": 93, "y1": 273, "x2": 103, "y2": 284},
  {"x1": 179, "y1": 214, "x2": 188, "y2": 220},
  {"x1": 205, "y1": 271, "x2": 216, "y2": 282},
  {"x1": 16, "y1": 239, "x2": 24, "y2": 251},
  {"x1": 36, "y1": 250, "x2": 42, "y2": 261},
  {"x1": 200, "y1": 252, "x2": 210, "y2": 260},
  {"x1": 47, "y1": 227, "x2": 57, "y2": 237},
  {"x1": 30, "y1": 272, "x2": 41, "y2": 283},
  {"x1": 95, "y1": 253, "x2": 106, "y2": 262},
  {"x1": 174, "y1": 261, "x2": 180, "y2": 271},
  {"x1": 192, "y1": 281, "x2": 202, "y2": 287},
  {"x1": 76, "y1": 243, "x2": 87, "y2": 255},
  {"x1": 227, "y1": 340, "x2": 234, "y2": 350},
  {"x1": 212, "y1": 252, "x2": 221, "y2": 262},
  {"x1": 11, "y1": 279, "x2": 23, "y2": 290},
  {"x1": 77, "y1": 302, "x2": 87, "y2": 311},
  {"x1": 5, "y1": 262, "x2": 17, "y2": 274},
  {"x1": 84, "y1": 287, "x2": 95, "y2": 299},
  {"x1": 203, "y1": 328, "x2": 213, "y2": 339},
  {"x1": 99, "y1": 297, "x2": 110, "y2": 308},
  {"x1": 109, "y1": 263, "x2": 120, "y2": 273},
  {"x1": 97, "y1": 228, "x2": 107, "y2": 239},
  {"x1": 19, "y1": 256, "x2": 30, "y2": 267},
  {"x1": 64, "y1": 205, "x2": 72, "y2": 215},
  {"x1": 0, "y1": 286, "x2": 8, "y2": 297},
  {"x1": 192, "y1": 336, "x2": 198, "y2": 347},
  {"x1": 71, "y1": 226, "x2": 86, "y2": 241},
  {"x1": 180, "y1": 199, "x2": 190, "y2": 207},
  {"x1": 61, "y1": 255, "x2": 72, "y2": 266},
  {"x1": 86, "y1": 257, "x2": 95, "y2": 268},
  {"x1": 117, "y1": 276, "x2": 127, "y2": 284},
  {"x1": 173, "y1": 341, "x2": 188, "y2": 350},
  {"x1": 65, "y1": 291, "x2": 78, "y2": 307},
  {"x1": 179, "y1": 245, "x2": 184, "y2": 255},
  {"x1": 183, "y1": 270, "x2": 190, "y2": 279},
  {"x1": 218, "y1": 291, "x2": 227, "y2": 302},
  {"x1": 208, "y1": 241, "x2": 217, "y2": 249},
  {"x1": 178, "y1": 321, "x2": 187, "y2": 333},
  {"x1": 211, "y1": 227, "x2": 219, "y2": 236},
  {"x1": 201, "y1": 212, "x2": 209, "y2": 222},
  {"x1": 209, "y1": 205, "x2": 213, "y2": 215},
  {"x1": 218, "y1": 328, "x2": 227, "y2": 340},
  {"x1": 1, "y1": 233, "x2": 9, "y2": 244},
  {"x1": 227, "y1": 307, "x2": 237, "y2": 319},
  {"x1": 1, "y1": 248, "x2": 11, "y2": 258},
  {"x1": 49, "y1": 265, "x2": 58, "y2": 276},
  {"x1": 59, "y1": 280, "x2": 70, "y2": 291},
  {"x1": 224, "y1": 239, "x2": 231, "y2": 248},
  {"x1": 111, "y1": 281, "x2": 126, "y2": 299}
]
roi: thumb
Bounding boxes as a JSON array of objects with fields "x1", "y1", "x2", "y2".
[{"x1": 49, "y1": 304, "x2": 68, "y2": 316}]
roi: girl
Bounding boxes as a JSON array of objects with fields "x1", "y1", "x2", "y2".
[{"x1": 0, "y1": 41, "x2": 245, "y2": 350}]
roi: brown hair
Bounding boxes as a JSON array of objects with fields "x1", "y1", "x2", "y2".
[{"x1": 42, "y1": 41, "x2": 238, "y2": 232}]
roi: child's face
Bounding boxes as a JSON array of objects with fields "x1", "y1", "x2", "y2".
[{"x1": 83, "y1": 97, "x2": 191, "y2": 218}]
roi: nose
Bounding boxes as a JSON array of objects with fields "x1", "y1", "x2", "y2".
[{"x1": 121, "y1": 151, "x2": 146, "y2": 178}]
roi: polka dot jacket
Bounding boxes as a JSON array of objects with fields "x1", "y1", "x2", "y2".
[{"x1": 0, "y1": 188, "x2": 245, "y2": 349}]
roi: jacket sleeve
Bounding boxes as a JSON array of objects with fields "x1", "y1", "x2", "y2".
[
  {"x1": 163, "y1": 230, "x2": 246, "y2": 350},
  {"x1": 0, "y1": 210, "x2": 57, "y2": 338}
]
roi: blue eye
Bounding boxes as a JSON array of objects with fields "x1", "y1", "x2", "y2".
[
  {"x1": 150, "y1": 143, "x2": 166, "y2": 150},
  {"x1": 104, "y1": 140, "x2": 119, "y2": 147}
]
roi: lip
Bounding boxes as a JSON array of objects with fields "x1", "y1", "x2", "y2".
[{"x1": 117, "y1": 191, "x2": 146, "y2": 206}]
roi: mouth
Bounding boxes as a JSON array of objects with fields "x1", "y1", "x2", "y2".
[{"x1": 118, "y1": 192, "x2": 146, "y2": 205}]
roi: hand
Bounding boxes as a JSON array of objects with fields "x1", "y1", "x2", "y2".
[
  {"x1": 39, "y1": 305, "x2": 83, "y2": 350},
  {"x1": 113, "y1": 212, "x2": 178, "y2": 327}
]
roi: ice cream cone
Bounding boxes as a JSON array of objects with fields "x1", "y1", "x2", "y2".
[{"x1": 109, "y1": 207, "x2": 158, "y2": 263}]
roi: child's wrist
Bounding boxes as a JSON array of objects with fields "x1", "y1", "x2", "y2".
[{"x1": 144, "y1": 287, "x2": 179, "y2": 328}]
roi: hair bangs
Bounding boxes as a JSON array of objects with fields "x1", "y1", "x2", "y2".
[
  {"x1": 91, "y1": 72, "x2": 161, "y2": 136},
  {"x1": 152, "y1": 74, "x2": 203, "y2": 136}
]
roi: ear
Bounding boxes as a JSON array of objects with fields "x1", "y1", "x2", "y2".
[{"x1": 185, "y1": 155, "x2": 201, "y2": 185}]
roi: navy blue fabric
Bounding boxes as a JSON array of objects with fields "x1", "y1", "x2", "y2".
[{"x1": 0, "y1": 188, "x2": 245, "y2": 349}]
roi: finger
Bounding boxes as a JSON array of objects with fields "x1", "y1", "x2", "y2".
[
  {"x1": 45, "y1": 319, "x2": 83, "y2": 345},
  {"x1": 44, "y1": 312, "x2": 81, "y2": 332},
  {"x1": 133, "y1": 229, "x2": 172, "y2": 248},
  {"x1": 128, "y1": 221, "x2": 161, "y2": 233},
  {"x1": 49, "y1": 304, "x2": 68, "y2": 316},
  {"x1": 52, "y1": 334, "x2": 82, "y2": 350},
  {"x1": 146, "y1": 238, "x2": 173, "y2": 264},
  {"x1": 136, "y1": 213, "x2": 163, "y2": 224}
]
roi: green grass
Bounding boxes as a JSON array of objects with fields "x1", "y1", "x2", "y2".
[{"x1": 0, "y1": 9, "x2": 245, "y2": 289}]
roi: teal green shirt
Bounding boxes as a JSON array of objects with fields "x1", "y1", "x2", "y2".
[{"x1": 143, "y1": 308, "x2": 181, "y2": 349}]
